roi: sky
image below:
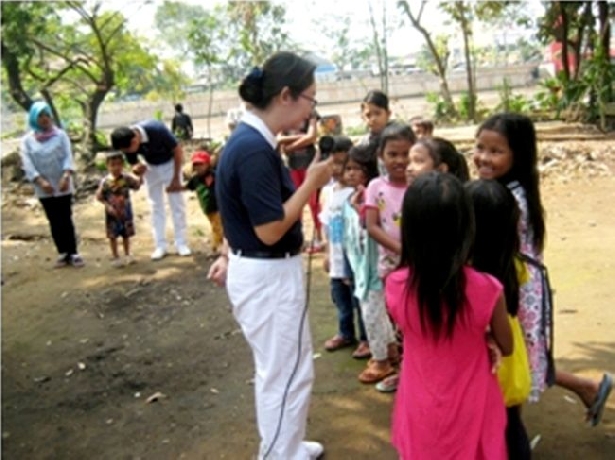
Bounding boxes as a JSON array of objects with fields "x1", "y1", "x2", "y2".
[{"x1": 108, "y1": 0, "x2": 544, "y2": 68}]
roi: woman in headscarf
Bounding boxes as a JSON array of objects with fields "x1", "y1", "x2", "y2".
[{"x1": 20, "y1": 101, "x2": 85, "y2": 268}]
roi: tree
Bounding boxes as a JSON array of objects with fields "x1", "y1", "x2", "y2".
[
  {"x1": 319, "y1": 15, "x2": 373, "y2": 73},
  {"x1": 1, "y1": 1, "x2": 160, "y2": 159},
  {"x1": 367, "y1": 0, "x2": 390, "y2": 93},
  {"x1": 226, "y1": 1, "x2": 295, "y2": 68},
  {"x1": 398, "y1": 0, "x2": 457, "y2": 117},
  {"x1": 154, "y1": 0, "x2": 208, "y2": 59},
  {"x1": 188, "y1": 6, "x2": 228, "y2": 137}
]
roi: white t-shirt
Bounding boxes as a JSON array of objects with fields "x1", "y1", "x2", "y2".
[{"x1": 319, "y1": 183, "x2": 354, "y2": 278}]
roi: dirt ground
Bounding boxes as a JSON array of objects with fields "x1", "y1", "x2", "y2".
[{"x1": 2, "y1": 123, "x2": 615, "y2": 460}]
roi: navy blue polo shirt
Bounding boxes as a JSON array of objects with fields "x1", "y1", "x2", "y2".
[
  {"x1": 125, "y1": 120, "x2": 178, "y2": 166},
  {"x1": 216, "y1": 122, "x2": 303, "y2": 253}
]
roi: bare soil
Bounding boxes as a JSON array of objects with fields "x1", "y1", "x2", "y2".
[{"x1": 2, "y1": 123, "x2": 614, "y2": 459}]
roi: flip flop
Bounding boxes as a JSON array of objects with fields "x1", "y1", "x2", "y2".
[{"x1": 588, "y1": 373, "x2": 613, "y2": 427}]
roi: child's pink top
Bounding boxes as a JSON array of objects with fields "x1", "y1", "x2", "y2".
[
  {"x1": 385, "y1": 266, "x2": 507, "y2": 460},
  {"x1": 365, "y1": 176, "x2": 406, "y2": 278}
]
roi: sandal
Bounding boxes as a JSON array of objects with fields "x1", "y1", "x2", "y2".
[
  {"x1": 324, "y1": 335, "x2": 355, "y2": 351},
  {"x1": 375, "y1": 373, "x2": 399, "y2": 393},
  {"x1": 358, "y1": 360, "x2": 395, "y2": 384},
  {"x1": 352, "y1": 341, "x2": 371, "y2": 359},
  {"x1": 588, "y1": 373, "x2": 613, "y2": 427}
]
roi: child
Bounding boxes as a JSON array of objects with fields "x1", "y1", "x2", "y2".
[
  {"x1": 360, "y1": 90, "x2": 391, "y2": 146},
  {"x1": 409, "y1": 116, "x2": 434, "y2": 139},
  {"x1": 96, "y1": 151, "x2": 141, "y2": 267},
  {"x1": 467, "y1": 179, "x2": 531, "y2": 460},
  {"x1": 343, "y1": 141, "x2": 397, "y2": 384},
  {"x1": 319, "y1": 136, "x2": 369, "y2": 358},
  {"x1": 184, "y1": 151, "x2": 223, "y2": 253},
  {"x1": 385, "y1": 171, "x2": 512, "y2": 459},
  {"x1": 406, "y1": 137, "x2": 469, "y2": 186},
  {"x1": 474, "y1": 113, "x2": 612, "y2": 423},
  {"x1": 377, "y1": 134, "x2": 468, "y2": 393},
  {"x1": 363, "y1": 123, "x2": 415, "y2": 390}
]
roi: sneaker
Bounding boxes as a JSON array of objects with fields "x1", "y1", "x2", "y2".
[
  {"x1": 53, "y1": 254, "x2": 69, "y2": 269},
  {"x1": 124, "y1": 254, "x2": 136, "y2": 265},
  {"x1": 151, "y1": 248, "x2": 167, "y2": 260},
  {"x1": 111, "y1": 257, "x2": 124, "y2": 268},
  {"x1": 69, "y1": 254, "x2": 85, "y2": 268},
  {"x1": 375, "y1": 373, "x2": 399, "y2": 393},
  {"x1": 177, "y1": 245, "x2": 192, "y2": 257},
  {"x1": 302, "y1": 441, "x2": 324, "y2": 459}
]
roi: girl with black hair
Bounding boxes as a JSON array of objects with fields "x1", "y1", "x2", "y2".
[
  {"x1": 474, "y1": 113, "x2": 612, "y2": 424},
  {"x1": 385, "y1": 172, "x2": 512, "y2": 459},
  {"x1": 406, "y1": 136, "x2": 469, "y2": 186},
  {"x1": 467, "y1": 179, "x2": 531, "y2": 460},
  {"x1": 342, "y1": 142, "x2": 397, "y2": 384}
]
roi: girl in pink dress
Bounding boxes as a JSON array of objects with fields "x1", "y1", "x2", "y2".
[{"x1": 385, "y1": 172, "x2": 512, "y2": 460}]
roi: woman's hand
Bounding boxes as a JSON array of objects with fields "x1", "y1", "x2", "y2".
[
  {"x1": 58, "y1": 172, "x2": 71, "y2": 192},
  {"x1": 207, "y1": 256, "x2": 228, "y2": 287},
  {"x1": 37, "y1": 177, "x2": 54, "y2": 194},
  {"x1": 305, "y1": 155, "x2": 333, "y2": 191}
]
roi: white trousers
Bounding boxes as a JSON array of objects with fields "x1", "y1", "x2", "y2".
[
  {"x1": 144, "y1": 160, "x2": 187, "y2": 250},
  {"x1": 227, "y1": 253, "x2": 315, "y2": 460}
]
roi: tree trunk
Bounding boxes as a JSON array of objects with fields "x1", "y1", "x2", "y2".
[
  {"x1": 457, "y1": 2, "x2": 476, "y2": 122},
  {"x1": 1, "y1": 41, "x2": 34, "y2": 113},
  {"x1": 559, "y1": 1, "x2": 571, "y2": 83},
  {"x1": 39, "y1": 88, "x2": 62, "y2": 128},
  {"x1": 207, "y1": 64, "x2": 213, "y2": 137},
  {"x1": 598, "y1": 0, "x2": 612, "y2": 102},
  {"x1": 82, "y1": 88, "x2": 107, "y2": 162},
  {"x1": 399, "y1": 1, "x2": 457, "y2": 116}
]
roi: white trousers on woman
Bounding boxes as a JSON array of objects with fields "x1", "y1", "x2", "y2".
[
  {"x1": 143, "y1": 160, "x2": 188, "y2": 250},
  {"x1": 227, "y1": 253, "x2": 315, "y2": 460}
]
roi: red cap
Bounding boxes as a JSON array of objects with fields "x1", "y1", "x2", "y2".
[{"x1": 192, "y1": 151, "x2": 211, "y2": 165}]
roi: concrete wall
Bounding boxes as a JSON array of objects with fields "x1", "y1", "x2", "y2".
[
  {"x1": 93, "y1": 64, "x2": 535, "y2": 129},
  {"x1": 1, "y1": 65, "x2": 536, "y2": 135}
]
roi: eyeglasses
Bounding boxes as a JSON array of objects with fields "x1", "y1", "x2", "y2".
[{"x1": 299, "y1": 94, "x2": 318, "y2": 107}]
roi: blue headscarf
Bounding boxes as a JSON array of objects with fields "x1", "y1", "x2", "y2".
[{"x1": 28, "y1": 101, "x2": 54, "y2": 133}]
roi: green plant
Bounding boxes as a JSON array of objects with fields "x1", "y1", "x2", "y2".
[
  {"x1": 425, "y1": 91, "x2": 456, "y2": 123},
  {"x1": 345, "y1": 125, "x2": 368, "y2": 136}
]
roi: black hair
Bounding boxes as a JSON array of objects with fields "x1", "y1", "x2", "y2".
[
  {"x1": 238, "y1": 51, "x2": 316, "y2": 110},
  {"x1": 332, "y1": 135, "x2": 353, "y2": 153},
  {"x1": 379, "y1": 121, "x2": 416, "y2": 154},
  {"x1": 400, "y1": 172, "x2": 474, "y2": 340},
  {"x1": 415, "y1": 137, "x2": 469, "y2": 183},
  {"x1": 348, "y1": 142, "x2": 380, "y2": 183},
  {"x1": 105, "y1": 151, "x2": 124, "y2": 163},
  {"x1": 362, "y1": 89, "x2": 390, "y2": 111},
  {"x1": 410, "y1": 116, "x2": 434, "y2": 133},
  {"x1": 175, "y1": 103, "x2": 183, "y2": 112},
  {"x1": 466, "y1": 179, "x2": 520, "y2": 316},
  {"x1": 110, "y1": 127, "x2": 136, "y2": 150},
  {"x1": 476, "y1": 113, "x2": 545, "y2": 252}
]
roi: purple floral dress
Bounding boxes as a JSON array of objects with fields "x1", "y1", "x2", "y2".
[{"x1": 508, "y1": 181, "x2": 550, "y2": 402}]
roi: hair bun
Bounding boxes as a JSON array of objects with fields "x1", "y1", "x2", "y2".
[{"x1": 239, "y1": 67, "x2": 264, "y2": 104}]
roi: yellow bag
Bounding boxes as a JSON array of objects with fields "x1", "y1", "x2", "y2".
[{"x1": 497, "y1": 315, "x2": 531, "y2": 407}]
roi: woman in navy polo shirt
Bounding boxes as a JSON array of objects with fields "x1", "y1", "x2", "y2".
[{"x1": 209, "y1": 52, "x2": 332, "y2": 459}]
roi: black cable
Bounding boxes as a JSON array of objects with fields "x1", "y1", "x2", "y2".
[{"x1": 262, "y1": 226, "x2": 316, "y2": 459}]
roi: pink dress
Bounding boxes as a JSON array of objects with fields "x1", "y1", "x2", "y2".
[{"x1": 385, "y1": 267, "x2": 507, "y2": 460}]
